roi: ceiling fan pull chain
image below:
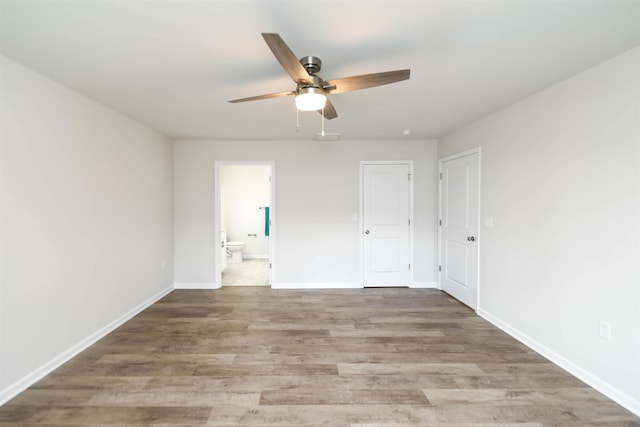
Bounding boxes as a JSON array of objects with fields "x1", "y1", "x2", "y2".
[
  {"x1": 296, "y1": 107, "x2": 300, "y2": 132},
  {"x1": 321, "y1": 106, "x2": 325, "y2": 137}
]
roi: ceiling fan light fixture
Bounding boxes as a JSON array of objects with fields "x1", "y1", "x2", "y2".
[
  {"x1": 295, "y1": 87, "x2": 326, "y2": 111},
  {"x1": 229, "y1": 33, "x2": 411, "y2": 123}
]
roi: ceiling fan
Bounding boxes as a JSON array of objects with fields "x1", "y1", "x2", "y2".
[{"x1": 229, "y1": 33, "x2": 410, "y2": 120}]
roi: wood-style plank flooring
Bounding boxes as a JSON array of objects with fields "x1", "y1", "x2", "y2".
[{"x1": 1, "y1": 287, "x2": 638, "y2": 426}]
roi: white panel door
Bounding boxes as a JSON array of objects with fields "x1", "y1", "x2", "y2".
[
  {"x1": 363, "y1": 164, "x2": 411, "y2": 286},
  {"x1": 440, "y1": 152, "x2": 479, "y2": 308}
]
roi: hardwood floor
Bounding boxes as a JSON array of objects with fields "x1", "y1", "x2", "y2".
[{"x1": 1, "y1": 287, "x2": 638, "y2": 426}]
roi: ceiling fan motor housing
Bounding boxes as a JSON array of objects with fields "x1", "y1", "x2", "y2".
[
  {"x1": 297, "y1": 75, "x2": 325, "y2": 93},
  {"x1": 299, "y1": 55, "x2": 322, "y2": 75}
]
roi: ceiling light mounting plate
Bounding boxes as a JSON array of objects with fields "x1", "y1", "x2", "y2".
[{"x1": 316, "y1": 132, "x2": 341, "y2": 141}]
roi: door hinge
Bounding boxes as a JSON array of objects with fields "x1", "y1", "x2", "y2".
[
  {"x1": 438, "y1": 265, "x2": 442, "y2": 272},
  {"x1": 269, "y1": 263, "x2": 272, "y2": 269},
  {"x1": 439, "y1": 172, "x2": 442, "y2": 180},
  {"x1": 408, "y1": 173, "x2": 412, "y2": 181},
  {"x1": 408, "y1": 264, "x2": 411, "y2": 270},
  {"x1": 408, "y1": 219, "x2": 411, "y2": 226},
  {"x1": 439, "y1": 219, "x2": 442, "y2": 226}
]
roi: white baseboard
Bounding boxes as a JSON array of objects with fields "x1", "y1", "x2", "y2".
[
  {"x1": 273, "y1": 282, "x2": 437, "y2": 290},
  {"x1": 478, "y1": 308, "x2": 640, "y2": 417},
  {"x1": 0, "y1": 285, "x2": 173, "y2": 406},
  {"x1": 410, "y1": 281, "x2": 438, "y2": 289},
  {"x1": 272, "y1": 282, "x2": 363, "y2": 290},
  {"x1": 174, "y1": 282, "x2": 219, "y2": 290},
  {"x1": 242, "y1": 254, "x2": 269, "y2": 260},
  {"x1": 220, "y1": 283, "x2": 270, "y2": 287}
]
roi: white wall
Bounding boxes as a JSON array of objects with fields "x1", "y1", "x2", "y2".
[
  {"x1": 439, "y1": 47, "x2": 640, "y2": 414},
  {"x1": 174, "y1": 139, "x2": 438, "y2": 288},
  {"x1": 0, "y1": 56, "x2": 174, "y2": 401},
  {"x1": 220, "y1": 165, "x2": 271, "y2": 257}
]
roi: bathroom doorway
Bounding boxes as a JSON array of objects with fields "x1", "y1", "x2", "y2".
[{"x1": 215, "y1": 162, "x2": 274, "y2": 287}]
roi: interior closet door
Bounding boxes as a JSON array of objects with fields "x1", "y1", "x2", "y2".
[
  {"x1": 362, "y1": 163, "x2": 411, "y2": 287},
  {"x1": 439, "y1": 151, "x2": 480, "y2": 308}
]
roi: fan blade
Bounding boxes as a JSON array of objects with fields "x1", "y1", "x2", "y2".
[
  {"x1": 324, "y1": 69, "x2": 410, "y2": 94},
  {"x1": 228, "y1": 90, "x2": 295, "y2": 103},
  {"x1": 317, "y1": 97, "x2": 338, "y2": 120},
  {"x1": 262, "y1": 33, "x2": 312, "y2": 85}
]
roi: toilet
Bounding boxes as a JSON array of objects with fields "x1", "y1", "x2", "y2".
[{"x1": 226, "y1": 241, "x2": 246, "y2": 263}]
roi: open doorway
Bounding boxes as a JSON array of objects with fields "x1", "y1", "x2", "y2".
[{"x1": 215, "y1": 162, "x2": 274, "y2": 287}]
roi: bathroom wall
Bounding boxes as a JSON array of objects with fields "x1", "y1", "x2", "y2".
[{"x1": 220, "y1": 165, "x2": 271, "y2": 258}]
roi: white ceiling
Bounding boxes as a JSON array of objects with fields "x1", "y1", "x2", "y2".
[{"x1": 2, "y1": 1, "x2": 639, "y2": 141}]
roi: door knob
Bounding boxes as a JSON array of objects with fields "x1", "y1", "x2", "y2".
[
  {"x1": 467, "y1": 236, "x2": 476, "y2": 242},
  {"x1": 364, "y1": 230, "x2": 370, "y2": 234}
]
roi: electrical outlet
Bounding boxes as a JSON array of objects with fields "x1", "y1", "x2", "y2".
[
  {"x1": 314, "y1": 256, "x2": 321, "y2": 264},
  {"x1": 598, "y1": 321, "x2": 612, "y2": 341}
]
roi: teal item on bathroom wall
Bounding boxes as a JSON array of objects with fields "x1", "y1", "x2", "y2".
[{"x1": 264, "y1": 207, "x2": 270, "y2": 237}]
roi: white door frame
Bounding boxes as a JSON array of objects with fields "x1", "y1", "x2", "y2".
[
  {"x1": 359, "y1": 160, "x2": 414, "y2": 287},
  {"x1": 437, "y1": 148, "x2": 481, "y2": 308},
  {"x1": 214, "y1": 161, "x2": 275, "y2": 288}
]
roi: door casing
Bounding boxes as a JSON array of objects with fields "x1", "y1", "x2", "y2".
[{"x1": 214, "y1": 161, "x2": 275, "y2": 288}]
